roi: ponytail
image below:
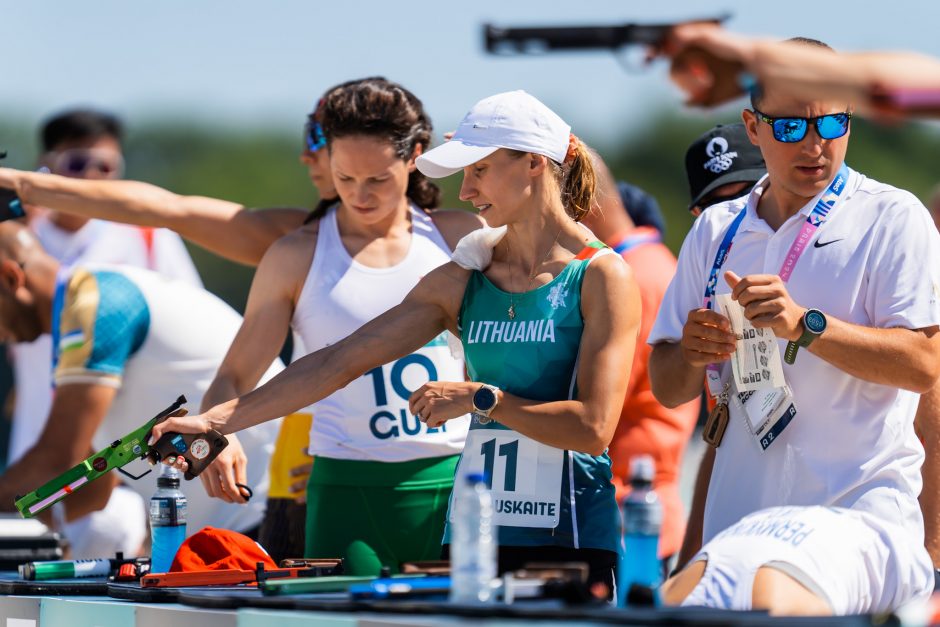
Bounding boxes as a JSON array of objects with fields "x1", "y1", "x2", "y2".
[
  {"x1": 560, "y1": 139, "x2": 596, "y2": 223},
  {"x1": 405, "y1": 171, "x2": 441, "y2": 211}
]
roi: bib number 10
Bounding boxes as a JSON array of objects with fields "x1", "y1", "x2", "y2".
[
  {"x1": 366, "y1": 355, "x2": 444, "y2": 439},
  {"x1": 366, "y1": 354, "x2": 438, "y2": 406}
]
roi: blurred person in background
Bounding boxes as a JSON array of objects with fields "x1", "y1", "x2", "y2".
[
  {"x1": 579, "y1": 153, "x2": 699, "y2": 569},
  {"x1": 685, "y1": 124, "x2": 767, "y2": 217},
  {"x1": 29, "y1": 110, "x2": 201, "y2": 282},
  {"x1": 617, "y1": 180, "x2": 666, "y2": 237},
  {"x1": 8, "y1": 109, "x2": 200, "y2": 558}
]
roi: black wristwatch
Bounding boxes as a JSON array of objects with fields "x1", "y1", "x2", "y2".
[
  {"x1": 784, "y1": 309, "x2": 827, "y2": 365},
  {"x1": 471, "y1": 384, "x2": 500, "y2": 424}
]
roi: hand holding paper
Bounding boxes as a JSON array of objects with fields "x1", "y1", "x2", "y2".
[
  {"x1": 716, "y1": 293, "x2": 786, "y2": 392},
  {"x1": 725, "y1": 271, "x2": 804, "y2": 341}
]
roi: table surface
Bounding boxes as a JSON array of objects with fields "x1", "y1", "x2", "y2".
[{"x1": 0, "y1": 571, "x2": 901, "y2": 627}]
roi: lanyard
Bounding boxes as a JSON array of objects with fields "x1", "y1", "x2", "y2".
[
  {"x1": 611, "y1": 230, "x2": 662, "y2": 255},
  {"x1": 778, "y1": 164, "x2": 849, "y2": 281},
  {"x1": 703, "y1": 164, "x2": 851, "y2": 396}
]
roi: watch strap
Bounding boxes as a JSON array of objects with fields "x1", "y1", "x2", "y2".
[{"x1": 784, "y1": 340, "x2": 800, "y2": 365}]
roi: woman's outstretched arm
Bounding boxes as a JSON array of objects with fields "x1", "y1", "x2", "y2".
[
  {"x1": 149, "y1": 261, "x2": 471, "y2": 442},
  {"x1": 0, "y1": 167, "x2": 306, "y2": 265}
]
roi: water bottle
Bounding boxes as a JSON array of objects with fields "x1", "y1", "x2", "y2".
[
  {"x1": 450, "y1": 472, "x2": 497, "y2": 603},
  {"x1": 149, "y1": 466, "x2": 187, "y2": 573},
  {"x1": 617, "y1": 455, "x2": 663, "y2": 607}
]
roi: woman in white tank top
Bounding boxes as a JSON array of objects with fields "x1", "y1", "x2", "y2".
[{"x1": 202, "y1": 78, "x2": 482, "y2": 573}]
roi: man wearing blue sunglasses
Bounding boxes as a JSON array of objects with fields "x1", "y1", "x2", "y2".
[{"x1": 650, "y1": 37, "x2": 940, "y2": 615}]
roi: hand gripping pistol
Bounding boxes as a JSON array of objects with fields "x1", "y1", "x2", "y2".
[{"x1": 14, "y1": 396, "x2": 229, "y2": 518}]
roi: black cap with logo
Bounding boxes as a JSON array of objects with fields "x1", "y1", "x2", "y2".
[{"x1": 685, "y1": 123, "x2": 767, "y2": 212}]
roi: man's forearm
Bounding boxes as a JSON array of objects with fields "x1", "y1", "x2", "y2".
[
  {"x1": 649, "y1": 342, "x2": 709, "y2": 408},
  {"x1": 807, "y1": 318, "x2": 940, "y2": 393},
  {"x1": 916, "y1": 380, "x2": 940, "y2": 568}
]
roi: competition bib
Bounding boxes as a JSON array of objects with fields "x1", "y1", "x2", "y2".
[{"x1": 451, "y1": 427, "x2": 564, "y2": 528}]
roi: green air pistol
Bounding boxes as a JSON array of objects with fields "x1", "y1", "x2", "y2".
[{"x1": 14, "y1": 395, "x2": 229, "y2": 518}]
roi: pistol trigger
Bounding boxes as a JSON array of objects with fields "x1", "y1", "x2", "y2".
[{"x1": 117, "y1": 466, "x2": 152, "y2": 481}]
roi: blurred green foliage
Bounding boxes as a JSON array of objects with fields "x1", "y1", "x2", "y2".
[
  {"x1": 0, "y1": 112, "x2": 938, "y2": 466},
  {"x1": 1, "y1": 114, "x2": 939, "y2": 312}
]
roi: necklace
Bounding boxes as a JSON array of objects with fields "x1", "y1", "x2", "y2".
[{"x1": 505, "y1": 226, "x2": 563, "y2": 320}]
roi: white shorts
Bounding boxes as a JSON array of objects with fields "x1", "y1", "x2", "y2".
[{"x1": 681, "y1": 505, "x2": 932, "y2": 614}]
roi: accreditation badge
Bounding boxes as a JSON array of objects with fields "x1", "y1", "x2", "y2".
[
  {"x1": 734, "y1": 385, "x2": 797, "y2": 451},
  {"x1": 451, "y1": 425, "x2": 564, "y2": 528}
]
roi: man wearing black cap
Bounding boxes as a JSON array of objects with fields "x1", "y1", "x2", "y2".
[{"x1": 685, "y1": 123, "x2": 767, "y2": 216}]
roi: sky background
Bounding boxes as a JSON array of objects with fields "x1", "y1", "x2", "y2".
[{"x1": 3, "y1": 0, "x2": 940, "y2": 150}]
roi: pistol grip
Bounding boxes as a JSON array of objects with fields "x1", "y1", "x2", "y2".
[{"x1": 146, "y1": 430, "x2": 229, "y2": 480}]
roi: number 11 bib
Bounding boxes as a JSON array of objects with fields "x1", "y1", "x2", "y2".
[{"x1": 450, "y1": 426, "x2": 564, "y2": 528}]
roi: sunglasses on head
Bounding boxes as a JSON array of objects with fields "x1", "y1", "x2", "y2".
[
  {"x1": 48, "y1": 149, "x2": 124, "y2": 178},
  {"x1": 752, "y1": 109, "x2": 852, "y2": 143},
  {"x1": 304, "y1": 120, "x2": 327, "y2": 153}
]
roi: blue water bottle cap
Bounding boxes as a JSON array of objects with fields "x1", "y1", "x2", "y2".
[{"x1": 464, "y1": 471, "x2": 487, "y2": 485}]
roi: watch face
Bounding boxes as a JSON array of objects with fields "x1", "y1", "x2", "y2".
[
  {"x1": 473, "y1": 386, "x2": 497, "y2": 412},
  {"x1": 805, "y1": 310, "x2": 827, "y2": 334}
]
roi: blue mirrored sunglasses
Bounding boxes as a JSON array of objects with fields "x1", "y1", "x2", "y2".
[
  {"x1": 304, "y1": 120, "x2": 327, "y2": 153},
  {"x1": 752, "y1": 109, "x2": 852, "y2": 143}
]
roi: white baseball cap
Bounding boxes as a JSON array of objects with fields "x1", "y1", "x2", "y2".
[{"x1": 416, "y1": 90, "x2": 571, "y2": 179}]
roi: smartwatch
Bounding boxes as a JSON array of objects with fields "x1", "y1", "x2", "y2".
[
  {"x1": 471, "y1": 384, "x2": 500, "y2": 424},
  {"x1": 784, "y1": 308, "x2": 827, "y2": 365}
]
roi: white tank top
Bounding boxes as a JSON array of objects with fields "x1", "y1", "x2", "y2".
[{"x1": 292, "y1": 205, "x2": 469, "y2": 461}]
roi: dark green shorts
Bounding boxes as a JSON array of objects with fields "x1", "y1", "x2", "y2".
[{"x1": 304, "y1": 455, "x2": 458, "y2": 576}]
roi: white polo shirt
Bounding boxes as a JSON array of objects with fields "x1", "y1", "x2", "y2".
[{"x1": 649, "y1": 168, "x2": 940, "y2": 547}]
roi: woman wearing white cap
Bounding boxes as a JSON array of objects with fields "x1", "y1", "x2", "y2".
[{"x1": 153, "y1": 90, "x2": 641, "y2": 589}]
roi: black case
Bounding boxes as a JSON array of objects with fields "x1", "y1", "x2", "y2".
[{"x1": 0, "y1": 532, "x2": 64, "y2": 570}]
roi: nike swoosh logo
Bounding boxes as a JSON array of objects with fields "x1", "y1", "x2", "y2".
[{"x1": 813, "y1": 238, "x2": 843, "y2": 248}]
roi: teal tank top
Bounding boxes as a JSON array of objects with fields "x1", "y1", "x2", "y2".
[{"x1": 444, "y1": 242, "x2": 620, "y2": 554}]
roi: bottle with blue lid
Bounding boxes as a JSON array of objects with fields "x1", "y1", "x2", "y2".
[
  {"x1": 149, "y1": 466, "x2": 187, "y2": 573},
  {"x1": 618, "y1": 455, "x2": 663, "y2": 607}
]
